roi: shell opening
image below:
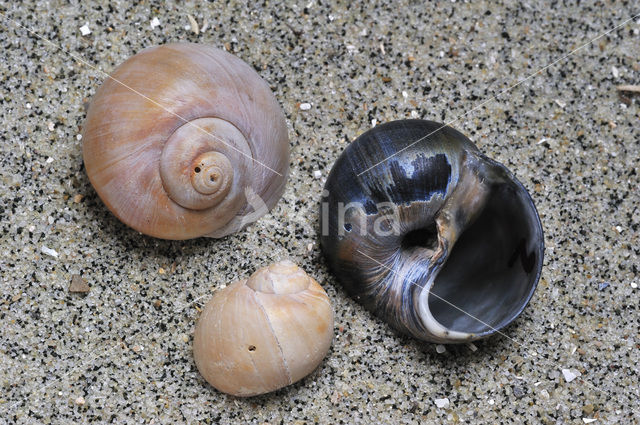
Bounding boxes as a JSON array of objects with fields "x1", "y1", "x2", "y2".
[
  {"x1": 400, "y1": 223, "x2": 438, "y2": 252},
  {"x1": 421, "y1": 180, "x2": 543, "y2": 339}
]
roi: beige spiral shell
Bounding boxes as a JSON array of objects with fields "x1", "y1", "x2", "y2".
[
  {"x1": 82, "y1": 43, "x2": 289, "y2": 239},
  {"x1": 193, "y1": 260, "x2": 334, "y2": 397}
]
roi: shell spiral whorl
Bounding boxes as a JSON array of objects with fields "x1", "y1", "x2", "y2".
[
  {"x1": 82, "y1": 43, "x2": 289, "y2": 239},
  {"x1": 320, "y1": 120, "x2": 544, "y2": 343}
]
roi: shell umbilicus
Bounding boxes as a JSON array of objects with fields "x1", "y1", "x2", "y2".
[
  {"x1": 320, "y1": 120, "x2": 544, "y2": 344},
  {"x1": 82, "y1": 43, "x2": 289, "y2": 239},
  {"x1": 193, "y1": 260, "x2": 334, "y2": 397}
]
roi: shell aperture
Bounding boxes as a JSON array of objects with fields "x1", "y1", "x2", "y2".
[{"x1": 320, "y1": 120, "x2": 544, "y2": 343}]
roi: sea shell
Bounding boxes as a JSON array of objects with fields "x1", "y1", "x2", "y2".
[
  {"x1": 193, "y1": 260, "x2": 334, "y2": 397},
  {"x1": 82, "y1": 43, "x2": 289, "y2": 239},
  {"x1": 320, "y1": 119, "x2": 544, "y2": 343}
]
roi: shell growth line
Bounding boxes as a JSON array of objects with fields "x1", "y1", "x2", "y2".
[
  {"x1": 357, "y1": 11, "x2": 640, "y2": 176},
  {"x1": 0, "y1": 12, "x2": 283, "y2": 177}
]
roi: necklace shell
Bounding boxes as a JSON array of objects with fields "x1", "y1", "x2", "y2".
[{"x1": 320, "y1": 119, "x2": 544, "y2": 343}]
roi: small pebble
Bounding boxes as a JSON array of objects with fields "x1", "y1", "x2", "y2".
[
  {"x1": 47, "y1": 122, "x2": 55, "y2": 131},
  {"x1": 554, "y1": 99, "x2": 566, "y2": 108},
  {"x1": 69, "y1": 275, "x2": 90, "y2": 293},
  {"x1": 75, "y1": 396, "x2": 85, "y2": 405},
  {"x1": 540, "y1": 389, "x2": 550, "y2": 399},
  {"x1": 79, "y1": 24, "x2": 91, "y2": 36},
  {"x1": 582, "y1": 419, "x2": 597, "y2": 424},
  {"x1": 561, "y1": 368, "x2": 580, "y2": 383},
  {"x1": 150, "y1": 17, "x2": 160, "y2": 29},
  {"x1": 513, "y1": 386, "x2": 525, "y2": 399},
  {"x1": 76, "y1": 134, "x2": 82, "y2": 141},
  {"x1": 46, "y1": 157, "x2": 54, "y2": 163},
  {"x1": 313, "y1": 170, "x2": 322, "y2": 179},
  {"x1": 611, "y1": 66, "x2": 619, "y2": 78},
  {"x1": 583, "y1": 404, "x2": 594, "y2": 414},
  {"x1": 467, "y1": 343, "x2": 478, "y2": 352},
  {"x1": 73, "y1": 194, "x2": 84, "y2": 203},
  {"x1": 41, "y1": 246, "x2": 58, "y2": 258},
  {"x1": 434, "y1": 398, "x2": 449, "y2": 408},
  {"x1": 299, "y1": 102, "x2": 312, "y2": 111},
  {"x1": 631, "y1": 282, "x2": 638, "y2": 289},
  {"x1": 597, "y1": 282, "x2": 609, "y2": 291},
  {"x1": 371, "y1": 118, "x2": 377, "y2": 127},
  {"x1": 435, "y1": 344, "x2": 446, "y2": 354}
]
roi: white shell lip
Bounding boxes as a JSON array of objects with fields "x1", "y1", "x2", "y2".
[{"x1": 417, "y1": 274, "x2": 474, "y2": 342}]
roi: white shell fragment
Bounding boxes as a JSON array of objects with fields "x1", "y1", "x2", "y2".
[
  {"x1": 41, "y1": 246, "x2": 58, "y2": 258},
  {"x1": 79, "y1": 24, "x2": 91, "y2": 36},
  {"x1": 434, "y1": 398, "x2": 450, "y2": 408},
  {"x1": 561, "y1": 368, "x2": 581, "y2": 383}
]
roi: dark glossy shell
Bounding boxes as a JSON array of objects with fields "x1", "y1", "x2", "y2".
[{"x1": 319, "y1": 120, "x2": 544, "y2": 343}]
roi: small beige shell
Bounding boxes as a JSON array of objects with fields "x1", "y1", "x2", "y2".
[{"x1": 193, "y1": 260, "x2": 334, "y2": 397}]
